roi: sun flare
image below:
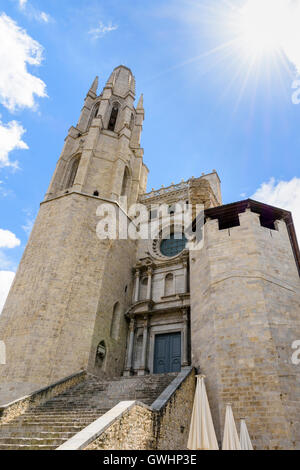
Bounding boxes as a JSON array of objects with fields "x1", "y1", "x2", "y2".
[
  {"x1": 233, "y1": 0, "x2": 299, "y2": 62},
  {"x1": 238, "y1": 0, "x2": 286, "y2": 56}
]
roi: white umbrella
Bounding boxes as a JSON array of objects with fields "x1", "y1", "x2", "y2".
[
  {"x1": 240, "y1": 419, "x2": 253, "y2": 450},
  {"x1": 222, "y1": 404, "x2": 241, "y2": 450},
  {"x1": 187, "y1": 375, "x2": 219, "y2": 450}
]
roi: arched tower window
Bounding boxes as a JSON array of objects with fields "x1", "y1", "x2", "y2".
[
  {"x1": 129, "y1": 113, "x2": 134, "y2": 130},
  {"x1": 108, "y1": 103, "x2": 119, "y2": 131},
  {"x1": 65, "y1": 156, "x2": 80, "y2": 189},
  {"x1": 110, "y1": 302, "x2": 122, "y2": 340},
  {"x1": 121, "y1": 166, "x2": 130, "y2": 197},
  {"x1": 87, "y1": 102, "x2": 100, "y2": 129},
  {"x1": 165, "y1": 273, "x2": 174, "y2": 296}
]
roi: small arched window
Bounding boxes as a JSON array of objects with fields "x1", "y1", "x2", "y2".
[
  {"x1": 129, "y1": 113, "x2": 134, "y2": 130},
  {"x1": 66, "y1": 156, "x2": 80, "y2": 189},
  {"x1": 139, "y1": 277, "x2": 148, "y2": 301},
  {"x1": 88, "y1": 103, "x2": 100, "y2": 129},
  {"x1": 108, "y1": 103, "x2": 119, "y2": 131},
  {"x1": 95, "y1": 340, "x2": 107, "y2": 370},
  {"x1": 121, "y1": 167, "x2": 130, "y2": 196},
  {"x1": 165, "y1": 273, "x2": 174, "y2": 296},
  {"x1": 110, "y1": 302, "x2": 122, "y2": 340}
]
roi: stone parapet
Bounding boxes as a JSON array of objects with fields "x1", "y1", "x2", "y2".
[{"x1": 0, "y1": 371, "x2": 86, "y2": 425}]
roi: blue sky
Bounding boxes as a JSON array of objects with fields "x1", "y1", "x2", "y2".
[{"x1": 0, "y1": 0, "x2": 300, "y2": 310}]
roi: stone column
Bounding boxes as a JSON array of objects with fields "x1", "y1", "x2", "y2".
[
  {"x1": 133, "y1": 269, "x2": 140, "y2": 303},
  {"x1": 182, "y1": 309, "x2": 189, "y2": 367},
  {"x1": 138, "y1": 316, "x2": 149, "y2": 376},
  {"x1": 146, "y1": 267, "x2": 153, "y2": 301},
  {"x1": 183, "y1": 259, "x2": 188, "y2": 293},
  {"x1": 123, "y1": 318, "x2": 135, "y2": 377}
]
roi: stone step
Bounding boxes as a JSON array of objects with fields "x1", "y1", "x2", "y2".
[
  {"x1": 0, "y1": 437, "x2": 67, "y2": 446},
  {"x1": 0, "y1": 373, "x2": 177, "y2": 450},
  {"x1": 0, "y1": 444, "x2": 56, "y2": 450},
  {"x1": 0, "y1": 427, "x2": 87, "y2": 436},
  {"x1": 0, "y1": 424, "x2": 89, "y2": 433},
  {"x1": 0, "y1": 430, "x2": 76, "y2": 439},
  {"x1": 11, "y1": 419, "x2": 98, "y2": 426},
  {"x1": 20, "y1": 414, "x2": 104, "y2": 420},
  {"x1": 23, "y1": 410, "x2": 107, "y2": 416},
  {"x1": 15, "y1": 413, "x2": 98, "y2": 426},
  {"x1": 45, "y1": 395, "x2": 152, "y2": 402}
]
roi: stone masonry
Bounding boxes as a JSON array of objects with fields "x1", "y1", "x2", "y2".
[
  {"x1": 190, "y1": 203, "x2": 300, "y2": 450},
  {"x1": 0, "y1": 65, "x2": 299, "y2": 450},
  {"x1": 0, "y1": 373, "x2": 176, "y2": 450},
  {"x1": 0, "y1": 66, "x2": 145, "y2": 402}
]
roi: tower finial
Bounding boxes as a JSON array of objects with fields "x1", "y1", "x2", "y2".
[
  {"x1": 137, "y1": 94, "x2": 144, "y2": 110},
  {"x1": 90, "y1": 76, "x2": 99, "y2": 94}
]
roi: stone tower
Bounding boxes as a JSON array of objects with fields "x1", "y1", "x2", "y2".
[
  {"x1": 0, "y1": 66, "x2": 148, "y2": 404},
  {"x1": 190, "y1": 201, "x2": 300, "y2": 449},
  {"x1": 0, "y1": 65, "x2": 299, "y2": 450}
]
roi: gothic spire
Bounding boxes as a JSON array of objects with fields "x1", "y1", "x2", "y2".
[
  {"x1": 90, "y1": 76, "x2": 99, "y2": 95},
  {"x1": 137, "y1": 93, "x2": 144, "y2": 110}
]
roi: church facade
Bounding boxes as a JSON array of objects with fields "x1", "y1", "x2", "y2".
[{"x1": 0, "y1": 66, "x2": 299, "y2": 450}]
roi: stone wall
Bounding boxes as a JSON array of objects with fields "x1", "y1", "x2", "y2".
[
  {"x1": 155, "y1": 368, "x2": 195, "y2": 450},
  {"x1": 190, "y1": 209, "x2": 300, "y2": 450},
  {"x1": 0, "y1": 193, "x2": 136, "y2": 402},
  {"x1": 88, "y1": 235, "x2": 137, "y2": 378},
  {"x1": 86, "y1": 404, "x2": 155, "y2": 450},
  {"x1": 0, "y1": 371, "x2": 86, "y2": 425}
]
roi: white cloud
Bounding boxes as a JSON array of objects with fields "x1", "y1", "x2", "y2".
[
  {"x1": 22, "y1": 208, "x2": 35, "y2": 236},
  {"x1": 17, "y1": 0, "x2": 51, "y2": 23},
  {"x1": 0, "y1": 271, "x2": 15, "y2": 314},
  {"x1": 88, "y1": 21, "x2": 118, "y2": 40},
  {"x1": 0, "y1": 229, "x2": 21, "y2": 249},
  {"x1": 0, "y1": 250, "x2": 17, "y2": 271},
  {"x1": 18, "y1": 0, "x2": 28, "y2": 8},
  {"x1": 0, "y1": 181, "x2": 13, "y2": 198},
  {"x1": 39, "y1": 12, "x2": 50, "y2": 23},
  {"x1": 0, "y1": 230, "x2": 20, "y2": 312},
  {"x1": 0, "y1": 227, "x2": 19, "y2": 313},
  {"x1": 22, "y1": 219, "x2": 34, "y2": 236},
  {"x1": 0, "y1": 118, "x2": 28, "y2": 168},
  {"x1": 252, "y1": 177, "x2": 300, "y2": 237},
  {"x1": 0, "y1": 13, "x2": 47, "y2": 112}
]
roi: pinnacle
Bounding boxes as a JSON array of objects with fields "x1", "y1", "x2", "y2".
[
  {"x1": 137, "y1": 93, "x2": 144, "y2": 110},
  {"x1": 90, "y1": 76, "x2": 99, "y2": 94}
]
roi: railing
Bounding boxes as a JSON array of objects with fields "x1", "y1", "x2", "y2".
[
  {"x1": 139, "y1": 181, "x2": 189, "y2": 201},
  {"x1": 0, "y1": 371, "x2": 86, "y2": 425}
]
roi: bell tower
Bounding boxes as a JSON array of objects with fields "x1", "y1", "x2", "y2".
[
  {"x1": 0, "y1": 66, "x2": 147, "y2": 404},
  {"x1": 45, "y1": 65, "x2": 147, "y2": 205}
]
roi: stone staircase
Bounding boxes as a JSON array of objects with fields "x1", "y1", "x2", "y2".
[{"x1": 0, "y1": 373, "x2": 177, "y2": 450}]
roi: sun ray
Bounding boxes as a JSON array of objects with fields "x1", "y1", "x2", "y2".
[{"x1": 143, "y1": 38, "x2": 238, "y2": 84}]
